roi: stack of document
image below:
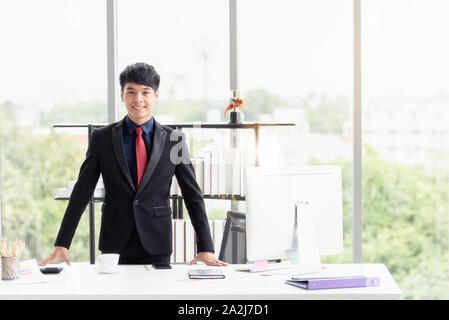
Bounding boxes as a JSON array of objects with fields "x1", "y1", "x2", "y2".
[
  {"x1": 170, "y1": 148, "x2": 255, "y2": 197},
  {"x1": 55, "y1": 180, "x2": 105, "y2": 198}
]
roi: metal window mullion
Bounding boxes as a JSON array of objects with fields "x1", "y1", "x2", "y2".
[
  {"x1": 88, "y1": 125, "x2": 96, "y2": 264},
  {"x1": 107, "y1": 0, "x2": 118, "y2": 123},
  {"x1": 229, "y1": 0, "x2": 239, "y2": 212},
  {"x1": 229, "y1": 0, "x2": 238, "y2": 92},
  {"x1": 353, "y1": 0, "x2": 363, "y2": 263},
  {"x1": 87, "y1": 0, "x2": 118, "y2": 264},
  {"x1": 0, "y1": 109, "x2": 2, "y2": 236}
]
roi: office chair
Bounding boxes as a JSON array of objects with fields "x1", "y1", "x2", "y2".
[{"x1": 218, "y1": 210, "x2": 247, "y2": 264}]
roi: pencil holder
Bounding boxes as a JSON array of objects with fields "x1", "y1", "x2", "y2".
[{"x1": 2, "y1": 256, "x2": 21, "y2": 280}]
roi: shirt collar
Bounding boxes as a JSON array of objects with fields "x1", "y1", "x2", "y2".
[{"x1": 125, "y1": 115, "x2": 154, "y2": 135}]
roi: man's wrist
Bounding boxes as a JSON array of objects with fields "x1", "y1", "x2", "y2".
[{"x1": 54, "y1": 243, "x2": 69, "y2": 250}]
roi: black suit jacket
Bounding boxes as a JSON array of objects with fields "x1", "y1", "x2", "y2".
[{"x1": 54, "y1": 117, "x2": 214, "y2": 256}]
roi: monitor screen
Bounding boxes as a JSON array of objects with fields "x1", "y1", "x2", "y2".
[{"x1": 244, "y1": 166, "x2": 343, "y2": 262}]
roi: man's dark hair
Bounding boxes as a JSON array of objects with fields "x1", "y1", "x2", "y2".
[{"x1": 119, "y1": 62, "x2": 160, "y2": 91}]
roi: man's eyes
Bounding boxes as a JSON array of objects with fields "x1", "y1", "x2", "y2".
[{"x1": 127, "y1": 91, "x2": 150, "y2": 95}]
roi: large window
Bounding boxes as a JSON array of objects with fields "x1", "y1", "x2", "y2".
[
  {"x1": 362, "y1": 0, "x2": 449, "y2": 299},
  {"x1": 117, "y1": 0, "x2": 229, "y2": 123},
  {"x1": 1, "y1": 0, "x2": 448, "y2": 300},
  {"x1": 117, "y1": 0, "x2": 232, "y2": 219},
  {"x1": 239, "y1": 0, "x2": 354, "y2": 263},
  {"x1": 0, "y1": 0, "x2": 107, "y2": 262}
]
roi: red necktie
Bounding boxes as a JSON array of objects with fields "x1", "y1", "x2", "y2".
[{"x1": 135, "y1": 127, "x2": 147, "y2": 189}]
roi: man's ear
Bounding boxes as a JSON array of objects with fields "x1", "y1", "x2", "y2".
[
  {"x1": 120, "y1": 89, "x2": 124, "y2": 102},
  {"x1": 154, "y1": 90, "x2": 159, "y2": 101}
]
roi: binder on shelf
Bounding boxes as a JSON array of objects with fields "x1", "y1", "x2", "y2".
[
  {"x1": 185, "y1": 219, "x2": 196, "y2": 262},
  {"x1": 218, "y1": 149, "x2": 227, "y2": 195},
  {"x1": 213, "y1": 219, "x2": 225, "y2": 255},
  {"x1": 170, "y1": 176, "x2": 178, "y2": 196},
  {"x1": 170, "y1": 221, "x2": 175, "y2": 263},
  {"x1": 194, "y1": 157, "x2": 204, "y2": 194},
  {"x1": 240, "y1": 165, "x2": 245, "y2": 197},
  {"x1": 208, "y1": 220, "x2": 215, "y2": 245},
  {"x1": 210, "y1": 149, "x2": 220, "y2": 196},
  {"x1": 203, "y1": 151, "x2": 212, "y2": 195},
  {"x1": 285, "y1": 276, "x2": 380, "y2": 290},
  {"x1": 240, "y1": 149, "x2": 248, "y2": 197},
  {"x1": 176, "y1": 175, "x2": 182, "y2": 196},
  {"x1": 240, "y1": 148, "x2": 255, "y2": 197},
  {"x1": 231, "y1": 148, "x2": 241, "y2": 195},
  {"x1": 174, "y1": 219, "x2": 185, "y2": 263},
  {"x1": 223, "y1": 149, "x2": 234, "y2": 195}
]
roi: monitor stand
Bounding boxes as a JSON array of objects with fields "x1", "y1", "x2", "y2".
[
  {"x1": 235, "y1": 201, "x2": 321, "y2": 274},
  {"x1": 294, "y1": 200, "x2": 321, "y2": 275}
]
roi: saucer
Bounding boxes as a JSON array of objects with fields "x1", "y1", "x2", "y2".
[{"x1": 94, "y1": 264, "x2": 126, "y2": 274}]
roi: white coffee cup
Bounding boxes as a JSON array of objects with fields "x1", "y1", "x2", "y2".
[{"x1": 97, "y1": 253, "x2": 119, "y2": 272}]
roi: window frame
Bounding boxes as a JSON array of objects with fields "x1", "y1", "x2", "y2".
[{"x1": 100, "y1": 0, "x2": 363, "y2": 263}]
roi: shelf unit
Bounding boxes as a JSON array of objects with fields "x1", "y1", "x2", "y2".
[{"x1": 53, "y1": 121, "x2": 295, "y2": 263}]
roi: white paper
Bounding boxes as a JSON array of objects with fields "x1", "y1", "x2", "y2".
[
  {"x1": 5, "y1": 259, "x2": 75, "y2": 285},
  {"x1": 18, "y1": 259, "x2": 45, "y2": 283}
]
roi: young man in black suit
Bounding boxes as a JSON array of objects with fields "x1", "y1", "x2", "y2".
[{"x1": 39, "y1": 63, "x2": 227, "y2": 267}]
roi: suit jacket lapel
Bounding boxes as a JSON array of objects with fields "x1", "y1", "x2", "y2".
[
  {"x1": 112, "y1": 118, "x2": 136, "y2": 192},
  {"x1": 136, "y1": 119, "x2": 166, "y2": 197}
]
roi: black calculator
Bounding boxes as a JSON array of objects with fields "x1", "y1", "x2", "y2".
[{"x1": 39, "y1": 266, "x2": 63, "y2": 274}]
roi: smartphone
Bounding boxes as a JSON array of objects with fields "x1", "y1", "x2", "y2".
[
  {"x1": 39, "y1": 266, "x2": 63, "y2": 274},
  {"x1": 152, "y1": 263, "x2": 172, "y2": 269}
]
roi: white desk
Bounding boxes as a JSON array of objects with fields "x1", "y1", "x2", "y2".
[{"x1": 0, "y1": 263, "x2": 402, "y2": 300}]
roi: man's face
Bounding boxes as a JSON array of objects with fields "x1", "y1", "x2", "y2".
[{"x1": 120, "y1": 82, "x2": 159, "y2": 124}]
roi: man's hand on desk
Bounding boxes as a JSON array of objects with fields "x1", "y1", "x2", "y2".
[
  {"x1": 188, "y1": 252, "x2": 228, "y2": 266},
  {"x1": 38, "y1": 246, "x2": 71, "y2": 266}
]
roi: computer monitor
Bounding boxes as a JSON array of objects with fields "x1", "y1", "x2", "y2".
[{"x1": 244, "y1": 165, "x2": 343, "y2": 264}]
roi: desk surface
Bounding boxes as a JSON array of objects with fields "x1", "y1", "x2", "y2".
[{"x1": 0, "y1": 263, "x2": 402, "y2": 300}]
